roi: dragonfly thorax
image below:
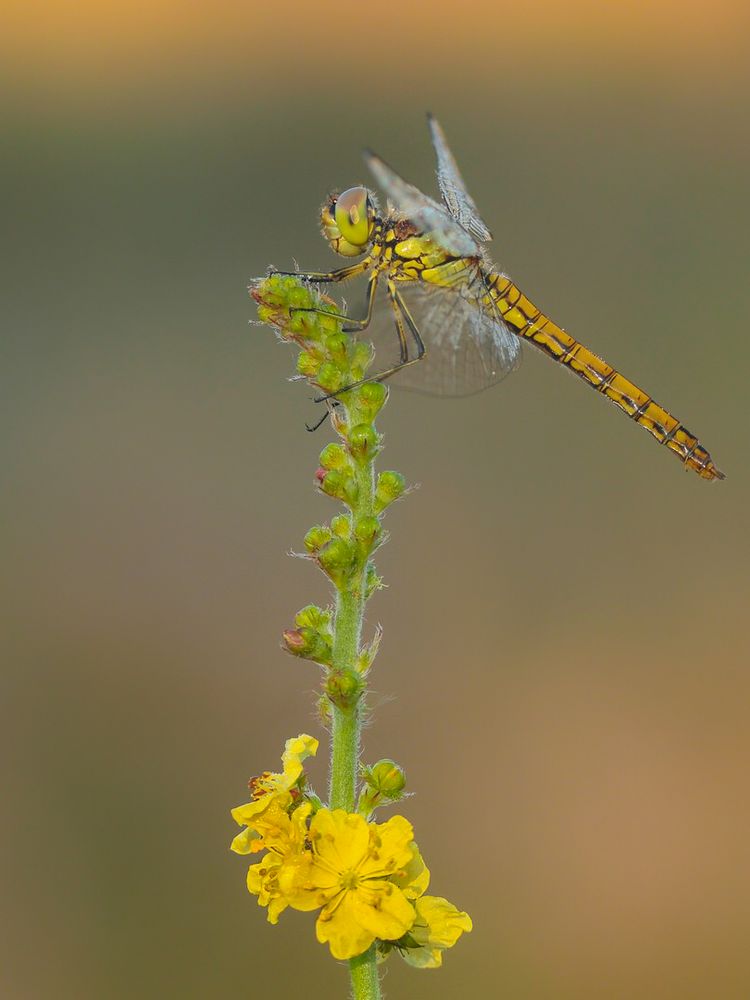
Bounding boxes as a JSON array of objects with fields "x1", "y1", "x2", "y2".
[{"x1": 321, "y1": 186, "x2": 379, "y2": 257}]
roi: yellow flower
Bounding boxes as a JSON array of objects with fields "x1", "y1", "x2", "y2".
[
  {"x1": 230, "y1": 733, "x2": 318, "y2": 854},
  {"x1": 279, "y1": 809, "x2": 420, "y2": 960},
  {"x1": 396, "y1": 895, "x2": 473, "y2": 968},
  {"x1": 244, "y1": 800, "x2": 312, "y2": 923}
]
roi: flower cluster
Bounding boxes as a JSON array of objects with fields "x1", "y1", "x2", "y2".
[{"x1": 231, "y1": 735, "x2": 472, "y2": 965}]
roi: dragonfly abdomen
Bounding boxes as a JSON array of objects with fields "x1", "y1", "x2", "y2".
[{"x1": 483, "y1": 273, "x2": 724, "y2": 481}]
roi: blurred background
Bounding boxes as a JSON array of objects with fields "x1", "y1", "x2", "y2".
[{"x1": 2, "y1": 2, "x2": 749, "y2": 997}]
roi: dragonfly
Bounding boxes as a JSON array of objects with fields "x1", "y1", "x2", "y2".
[{"x1": 277, "y1": 114, "x2": 724, "y2": 481}]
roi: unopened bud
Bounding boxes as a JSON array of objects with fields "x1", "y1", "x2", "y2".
[
  {"x1": 330, "y1": 514, "x2": 351, "y2": 539},
  {"x1": 348, "y1": 423, "x2": 380, "y2": 463},
  {"x1": 294, "y1": 604, "x2": 332, "y2": 633},
  {"x1": 374, "y1": 470, "x2": 406, "y2": 512},
  {"x1": 356, "y1": 381, "x2": 388, "y2": 421},
  {"x1": 324, "y1": 332, "x2": 349, "y2": 362},
  {"x1": 297, "y1": 351, "x2": 322, "y2": 378},
  {"x1": 325, "y1": 670, "x2": 363, "y2": 709},
  {"x1": 303, "y1": 525, "x2": 332, "y2": 554},
  {"x1": 319, "y1": 442, "x2": 348, "y2": 471},
  {"x1": 354, "y1": 514, "x2": 381, "y2": 548},
  {"x1": 316, "y1": 362, "x2": 341, "y2": 394},
  {"x1": 318, "y1": 538, "x2": 356, "y2": 585},
  {"x1": 365, "y1": 759, "x2": 406, "y2": 797},
  {"x1": 281, "y1": 625, "x2": 332, "y2": 665}
]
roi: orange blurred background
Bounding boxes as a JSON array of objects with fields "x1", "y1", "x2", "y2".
[{"x1": 2, "y1": 3, "x2": 749, "y2": 998}]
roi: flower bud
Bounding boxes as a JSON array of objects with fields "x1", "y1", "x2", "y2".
[
  {"x1": 330, "y1": 514, "x2": 351, "y2": 539},
  {"x1": 353, "y1": 514, "x2": 381, "y2": 548},
  {"x1": 281, "y1": 627, "x2": 332, "y2": 665},
  {"x1": 324, "y1": 331, "x2": 349, "y2": 362},
  {"x1": 364, "y1": 759, "x2": 407, "y2": 797},
  {"x1": 347, "y1": 423, "x2": 380, "y2": 463},
  {"x1": 357, "y1": 758, "x2": 407, "y2": 817},
  {"x1": 294, "y1": 604, "x2": 332, "y2": 632},
  {"x1": 303, "y1": 525, "x2": 332, "y2": 554},
  {"x1": 325, "y1": 670, "x2": 363, "y2": 709},
  {"x1": 318, "y1": 538, "x2": 356, "y2": 585},
  {"x1": 356, "y1": 381, "x2": 388, "y2": 421},
  {"x1": 319, "y1": 442, "x2": 348, "y2": 471},
  {"x1": 317, "y1": 468, "x2": 358, "y2": 507},
  {"x1": 297, "y1": 351, "x2": 322, "y2": 378},
  {"x1": 374, "y1": 470, "x2": 406, "y2": 512},
  {"x1": 316, "y1": 362, "x2": 342, "y2": 394}
]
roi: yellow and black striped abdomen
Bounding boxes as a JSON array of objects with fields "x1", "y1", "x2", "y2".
[{"x1": 483, "y1": 274, "x2": 724, "y2": 481}]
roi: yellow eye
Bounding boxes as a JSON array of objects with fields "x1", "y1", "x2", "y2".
[{"x1": 334, "y1": 187, "x2": 371, "y2": 249}]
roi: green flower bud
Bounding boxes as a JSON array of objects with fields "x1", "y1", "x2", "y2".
[
  {"x1": 318, "y1": 538, "x2": 356, "y2": 585},
  {"x1": 281, "y1": 627, "x2": 332, "y2": 665},
  {"x1": 330, "y1": 514, "x2": 351, "y2": 539},
  {"x1": 356, "y1": 381, "x2": 388, "y2": 421},
  {"x1": 294, "y1": 604, "x2": 332, "y2": 633},
  {"x1": 354, "y1": 514, "x2": 381, "y2": 548},
  {"x1": 357, "y1": 759, "x2": 407, "y2": 817},
  {"x1": 319, "y1": 442, "x2": 348, "y2": 471},
  {"x1": 364, "y1": 759, "x2": 407, "y2": 797},
  {"x1": 303, "y1": 525, "x2": 332, "y2": 554},
  {"x1": 374, "y1": 470, "x2": 406, "y2": 512},
  {"x1": 325, "y1": 670, "x2": 363, "y2": 709},
  {"x1": 324, "y1": 331, "x2": 349, "y2": 362},
  {"x1": 297, "y1": 351, "x2": 322, "y2": 378},
  {"x1": 316, "y1": 362, "x2": 341, "y2": 393},
  {"x1": 317, "y1": 466, "x2": 359, "y2": 507},
  {"x1": 347, "y1": 423, "x2": 380, "y2": 463}
]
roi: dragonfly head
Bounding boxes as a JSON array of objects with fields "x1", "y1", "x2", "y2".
[{"x1": 321, "y1": 186, "x2": 377, "y2": 257}]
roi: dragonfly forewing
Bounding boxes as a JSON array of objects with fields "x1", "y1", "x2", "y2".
[
  {"x1": 364, "y1": 150, "x2": 479, "y2": 259},
  {"x1": 427, "y1": 113, "x2": 493, "y2": 244}
]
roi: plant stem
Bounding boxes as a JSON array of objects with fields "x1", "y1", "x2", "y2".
[
  {"x1": 348, "y1": 946, "x2": 381, "y2": 1000},
  {"x1": 327, "y1": 399, "x2": 381, "y2": 999}
]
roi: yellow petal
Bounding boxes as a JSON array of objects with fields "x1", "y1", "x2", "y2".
[
  {"x1": 230, "y1": 827, "x2": 258, "y2": 855},
  {"x1": 350, "y1": 881, "x2": 416, "y2": 942},
  {"x1": 360, "y1": 814, "x2": 414, "y2": 878},
  {"x1": 316, "y1": 892, "x2": 376, "y2": 960},
  {"x1": 414, "y1": 895, "x2": 473, "y2": 948},
  {"x1": 281, "y1": 733, "x2": 319, "y2": 787},
  {"x1": 390, "y1": 843, "x2": 430, "y2": 900},
  {"x1": 278, "y1": 852, "x2": 340, "y2": 912},
  {"x1": 310, "y1": 809, "x2": 369, "y2": 872}
]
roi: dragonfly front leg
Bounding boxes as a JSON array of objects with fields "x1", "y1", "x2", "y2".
[
  {"x1": 314, "y1": 282, "x2": 426, "y2": 402},
  {"x1": 269, "y1": 261, "x2": 369, "y2": 284},
  {"x1": 290, "y1": 271, "x2": 380, "y2": 333}
]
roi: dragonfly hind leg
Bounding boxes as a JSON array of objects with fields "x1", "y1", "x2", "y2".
[{"x1": 314, "y1": 282, "x2": 426, "y2": 403}]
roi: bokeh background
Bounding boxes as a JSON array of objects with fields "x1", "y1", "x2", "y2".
[{"x1": 3, "y1": 2, "x2": 749, "y2": 997}]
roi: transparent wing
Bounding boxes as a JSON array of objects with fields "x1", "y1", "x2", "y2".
[
  {"x1": 364, "y1": 150, "x2": 479, "y2": 258},
  {"x1": 359, "y1": 277, "x2": 522, "y2": 397},
  {"x1": 427, "y1": 113, "x2": 493, "y2": 244}
]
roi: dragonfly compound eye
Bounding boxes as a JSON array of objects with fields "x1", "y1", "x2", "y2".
[{"x1": 329, "y1": 186, "x2": 372, "y2": 255}]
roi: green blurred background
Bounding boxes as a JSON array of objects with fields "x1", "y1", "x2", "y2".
[{"x1": 2, "y1": 2, "x2": 749, "y2": 997}]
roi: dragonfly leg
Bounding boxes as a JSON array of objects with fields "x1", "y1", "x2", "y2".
[
  {"x1": 290, "y1": 272, "x2": 380, "y2": 333},
  {"x1": 269, "y1": 261, "x2": 369, "y2": 283},
  {"x1": 313, "y1": 282, "x2": 426, "y2": 402}
]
